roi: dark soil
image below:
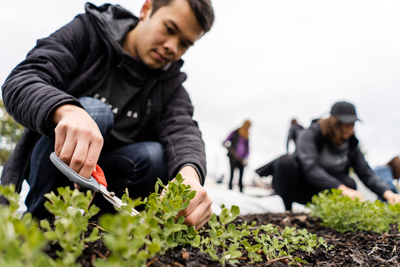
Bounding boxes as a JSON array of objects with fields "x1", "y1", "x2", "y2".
[{"x1": 57, "y1": 212, "x2": 400, "y2": 266}]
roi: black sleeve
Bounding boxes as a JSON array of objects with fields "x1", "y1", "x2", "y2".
[
  {"x1": 351, "y1": 146, "x2": 390, "y2": 198},
  {"x1": 296, "y1": 129, "x2": 343, "y2": 190},
  {"x1": 286, "y1": 127, "x2": 293, "y2": 153},
  {"x1": 1, "y1": 14, "x2": 89, "y2": 137},
  {"x1": 157, "y1": 85, "x2": 206, "y2": 185}
]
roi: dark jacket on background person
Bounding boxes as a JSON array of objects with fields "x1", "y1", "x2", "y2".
[
  {"x1": 257, "y1": 122, "x2": 390, "y2": 198},
  {"x1": 295, "y1": 122, "x2": 389, "y2": 198},
  {"x1": 0, "y1": 3, "x2": 206, "y2": 195},
  {"x1": 286, "y1": 123, "x2": 304, "y2": 153}
]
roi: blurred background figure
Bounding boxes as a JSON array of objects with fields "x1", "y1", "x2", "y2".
[
  {"x1": 256, "y1": 101, "x2": 400, "y2": 210},
  {"x1": 223, "y1": 120, "x2": 251, "y2": 193},
  {"x1": 286, "y1": 119, "x2": 304, "y2": 154},
  {"x1": 373, "y1": 156, "x2": 400, "y2": 200}
]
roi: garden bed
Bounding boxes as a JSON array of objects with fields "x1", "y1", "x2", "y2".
[
  {"x1": 3, "y1": 181, "x2": 400, "y2": 267},
  {"x1": 73, "y1": 212, "x2": 400, "y2": 267}
]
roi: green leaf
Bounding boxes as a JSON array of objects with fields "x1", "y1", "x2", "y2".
[
  {"x1": 148, "y1": 243, "x2": 160, "y2": 253},
  {"x1": 177, "y1": 216, "x2": 185, "y2": 224},
  {"x1": 231, "y1": 205, "x2": 240, "y2": 216},
  {"x1": 241, "y1": 240, "x2": 251, "y2": 250},
  {"x1": 40, "y1": 220, "x2": 51, "y2": 231},
  {"x1": 44, "y1": 231, "x2": 58, "y2": 241},
  {"x1": 188, "y1": 190, "x2": 196, "y2": 200},
  {"x1": 85, "y1": 227, "x2": 100, "y2": 242}
]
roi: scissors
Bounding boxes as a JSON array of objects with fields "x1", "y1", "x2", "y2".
[{"x1": 50, "y1": 152, "x2": 143, "y2": 222}]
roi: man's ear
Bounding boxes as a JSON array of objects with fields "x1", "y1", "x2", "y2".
[{"x1": 139, "y1": 0, "x2": 153, "y2": 21}]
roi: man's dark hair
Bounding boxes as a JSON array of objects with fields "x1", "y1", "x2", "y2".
[{"x1": 151, "y1": 0, "x2": 214, "y2": 33}]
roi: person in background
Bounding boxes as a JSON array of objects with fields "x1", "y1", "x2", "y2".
[
  {"x1": 373, "y1": 156, "x2": 400, "y2": 200},
  {"x1": 256, "y1": 101, "x2": 400, "y2": 210},
  {"x1": 286, "y1": 119, "x2": 304, "y2": 154},
  {"x1": 223, "y1": 120, "x2": 251, "y2": 193}
]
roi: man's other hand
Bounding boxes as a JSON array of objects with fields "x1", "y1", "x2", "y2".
[
  {"x1": 175, "y1": 166, "x2": 212, "y2": 230},
  {"x1": 52, "y1": 104, "x2": 103, "y2": 183},
  {"x1": 383, "y1": 190, "x2": 400, "y2": 204}
]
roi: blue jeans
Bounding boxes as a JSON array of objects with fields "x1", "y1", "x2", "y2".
[
  {"x1": 373, "y1": 165, "x2": 397, "y2": 201},
  {"x1": 26, "y1": 97, "x2": 168, "y2": 219}
]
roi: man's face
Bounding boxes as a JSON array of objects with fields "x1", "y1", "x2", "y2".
[
  {"x1": 126, "y1": 0, "x2": 205, "y2": 69},
  {"x1": 341, "y1": 122, "x2": 355, "y2": 140}
]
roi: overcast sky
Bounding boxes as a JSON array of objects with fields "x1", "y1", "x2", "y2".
[{"x1": 1, "y1": 0, "x2": 399, "y2": 184}]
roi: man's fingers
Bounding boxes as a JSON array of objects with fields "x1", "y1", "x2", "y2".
[
  {"x1": 70, "y1": 140, "x2": 89, "y2": 176},
  {"x1": 74, "y1": 183, "x2": 82, "y2": 189},
  {"x1": 196, "y1": 212, "x2": 212, "y2": 230},
  {"x1": 78, "y1": 139, "x2": 103, "y2": 179},
  {"x1": 176, "y1": 191, "x2": 203, "y2": 219},
  {"x1": 58, "y1": 133, "x2": 77, "y2": 167},
  {"x1": 182, "y1": 197, "x2": 212, "y2": 228},
  {"x1": 194, "y1": 203, "x2": 213, "y2": 230},
  {"x1": 176, "y1": 202, "x2": 196, "y2": 219},
  {"x1": 54, "y1": 123, "x2": 67, "y2": 158}
]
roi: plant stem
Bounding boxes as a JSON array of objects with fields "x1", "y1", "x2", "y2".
[{"x1": 261, "y1": 256, "x2": 289, "y2": 266}]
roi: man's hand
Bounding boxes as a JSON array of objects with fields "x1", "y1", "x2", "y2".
[
  {"x1": 338, "y1": 184, "x2": 364, "y2": 200},
  {"x1": 174, "y1": 166, "x2": 212, "y2": 230},
  {"x1": 383, "y1": 190, "x2": 400, "y2": 204},
  {"x1": 52, "y1": 104, "x2": 103, "y2": 183}
]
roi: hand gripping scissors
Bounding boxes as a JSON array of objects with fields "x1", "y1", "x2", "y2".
[{"x1": 50, "y1": 152, "x2": 144, "y2": 222}]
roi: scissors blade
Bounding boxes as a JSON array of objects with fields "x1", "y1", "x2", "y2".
[{"x1": 99, "y1": 185, "x2": 144, "y2": 223}]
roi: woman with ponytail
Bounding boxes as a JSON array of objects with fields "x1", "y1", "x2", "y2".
[{"x1": 223, "y1": 120, "x2": 251, "y2": 193}]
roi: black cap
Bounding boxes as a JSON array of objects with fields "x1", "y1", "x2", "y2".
[{"x1": 330, "y1": 101, "x2": 361, "y2": 124}]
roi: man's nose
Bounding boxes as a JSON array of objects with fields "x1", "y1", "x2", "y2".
[{"x1": 164, "y1": 37, "x2": 178, "y2": 55}]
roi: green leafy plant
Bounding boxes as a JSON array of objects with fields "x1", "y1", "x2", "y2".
[
  {"x1": 253, "y1": 224, "x2": 330, "y2": 264},
  {"x1": 0, "y1": 185, "x2": 52, "y2": 267},
  {"x1": 94, "y1": 202, "x2": 161, "y2": 267},
  {"x1": 95, "y1": 174, "x2": 201, "y2": 267},
  {"x1": 147, "y1": 174, "x2": 199, "y2": 250},
  {"x1": 205, "y1": 204, "x2": 244, "y2": 266},
  {"x1": 0, "y1": 100, "x2": 25, "y2": 164},
  {"x1": 0, "y1": 175, "x2": 335, "y2": 267},
  {"x1": 40, "y1": 187, "x2": 101, "y2": 267},
  {"x1": 241, "y1": 240, "x2": 262, "y2": 263},
  {"x1": 307, "y1": 188, "x2": 400, "y2": 233}
]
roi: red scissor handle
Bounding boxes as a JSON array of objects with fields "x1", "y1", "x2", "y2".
[{"x1": 91, "y1": 164, "x2": 108, "y2": 188}]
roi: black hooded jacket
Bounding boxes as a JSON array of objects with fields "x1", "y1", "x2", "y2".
[
  {"x1": 1, "y1": 3, "x2": 206, "y2": 193},
  {"x1": 295, "y1": 122, "x2": 390, "y2": 198}
]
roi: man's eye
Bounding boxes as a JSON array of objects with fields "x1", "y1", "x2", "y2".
[
  {"x1": 181, "y1": 42, "x2": 189, "y2": 48},
  {"x1": 166, "y1": 26, "x2": 174, "y2": 35}
]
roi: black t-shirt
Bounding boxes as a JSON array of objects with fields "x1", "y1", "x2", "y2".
[{"x1": 90, "y1": 51, "x2": 153, "y2": 150}]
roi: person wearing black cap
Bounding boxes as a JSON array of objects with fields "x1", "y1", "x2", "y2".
[{"x1": 256, "y1": 101, "x2": 400, "y2": 210}]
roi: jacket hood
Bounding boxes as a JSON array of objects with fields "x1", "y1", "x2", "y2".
[{"x1": 85, "y1": 3, "x2": 138, "y2": 56}]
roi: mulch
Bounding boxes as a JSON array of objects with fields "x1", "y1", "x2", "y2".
[{"x1": 63, "y1": 212, "x2": 400, "y2": 266}]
